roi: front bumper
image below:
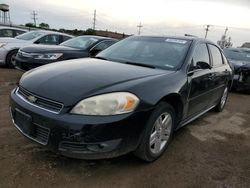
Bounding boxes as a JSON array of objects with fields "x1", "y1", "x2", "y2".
[
  {"x1": 15, "y1": 55, "x2": 55, "y2": 71},
  {"x1": 233, "y1": 69, "x2": 250, "y2": 92},
  {"x1": 10, "y1": 88, "x2": 152, "y2": 159}
]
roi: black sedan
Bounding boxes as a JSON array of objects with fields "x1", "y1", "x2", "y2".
[
  {"x1": 15, "y1": 36, "x2": 118, "y2": 71},
  {"x1": 223, "y1": 48, "x2": 250, "y2": 93},
  {"x1": 10, "y1": 36, "x2": 233, "y2": 162}
]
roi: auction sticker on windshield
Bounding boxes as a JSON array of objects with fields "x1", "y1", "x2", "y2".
[{"x1": 165, "y1": 38, "x2": 187, "y2": 44}]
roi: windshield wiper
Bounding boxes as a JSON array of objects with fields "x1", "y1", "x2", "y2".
[
  {"x1": 124, "y1": 61, "x2": 156, "y2": 69},
  {"x1": 94, "y1": 56, "x2": 109, "y2": 60}
]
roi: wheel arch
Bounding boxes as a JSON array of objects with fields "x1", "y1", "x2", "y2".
[
  {"x1": 6, "y1": 48, "x2": 19, "y2": 61},
  {"x1": 157, "y1": 93, "x2": 184, "y2": 126}
]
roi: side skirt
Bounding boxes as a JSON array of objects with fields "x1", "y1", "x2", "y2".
[{"x1": 176, "y1": 104, "x2": 216, "y2": 130}]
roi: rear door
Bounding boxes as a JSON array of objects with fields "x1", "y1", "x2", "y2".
[
  {"x1": 207, "y1": 44, "x2": 230, "y2": 106},
  {"x1": 187, "y1": 43, "x2": 213, "y2": 117}
]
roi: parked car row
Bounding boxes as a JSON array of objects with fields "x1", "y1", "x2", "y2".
[
  {"x1": 15, "y1": 36, "x2": 117, "y2": 71},
  {"x1": 9, "y1": 35, "x2": 234, "y2": 162},
  {"x1": 0, "y1": 30, "x2": 73, "y2": 67}
]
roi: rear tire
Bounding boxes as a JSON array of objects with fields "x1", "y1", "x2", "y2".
[
  {"x1": 134, "y1": 102, "x2": 175, "y2": 162},
  {"x1": 6, "y1": 50, "x2": 18, "y2": 68},
  {"x1": 214, "y1": 85, "x2": 229, "y2": 112}
]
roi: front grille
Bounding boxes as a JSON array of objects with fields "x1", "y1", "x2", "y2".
[
  {"x1": 16, "y1": 87, "x2": 63, "y2": 114},
  {"x1": 11, "y1": 108, "x2": 50, "y2": 145},
  {"x1": 59, "y1": 142, "x2": 88, "y2": 152},
  {"x1": 35, "y1": 124, "x2": 50, "y2": 144}
]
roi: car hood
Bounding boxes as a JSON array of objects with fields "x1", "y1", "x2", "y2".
[
  {"x1": 19, "y1": 58, "x2": 170, "y2": 106},
  {"x1": 228, "y1": 59, "x2": 250, "y2": 70},
  {"x1": 0, "y1": 37, "x2": 29, "y2": 43},
  {"x1": 21, "y1": 44, "x2": 80, "y2": 53}
]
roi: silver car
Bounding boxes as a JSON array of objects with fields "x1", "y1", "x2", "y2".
[{"x1": 0, "y1": 30, "x2": 73, "y2": 67}]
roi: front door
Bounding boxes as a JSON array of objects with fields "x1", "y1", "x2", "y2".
[{"x1": 187, "y1": 43, "x2": 213, "y2": 117}]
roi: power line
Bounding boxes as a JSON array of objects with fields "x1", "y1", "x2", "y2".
[
  {"x1": 31, "y1": 11, "x2": 38, "y2": 26},
  {"x1": 93, "y1": 9, "x2": 96, "y2": 30},
  {"x1": 137, "y1": 22, "x2": 143, "y2": 35}
]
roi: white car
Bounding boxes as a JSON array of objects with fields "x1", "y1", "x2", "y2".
[{"x1": 0, "y1": 30, "x2": 73, "y2": 67}]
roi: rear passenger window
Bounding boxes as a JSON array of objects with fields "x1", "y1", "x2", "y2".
[
  {"x1": 62, "y1": 35, "x2": 72, "y2": 43},
  {"x1": 221, "y1": 53, "x2": 228, "y2": 65},
  {"x1": 193, "y1": 43, "x2": 210, "y2": 66},
  {"x1": 209, "y1": 44, "x2": 223, "y2": 67},
  {"x1": 36, "y1": 34, "x2": 60, "y2": 45},
  {"x1": 15, "y1": 30, "x2": 25, "y2": 37}
]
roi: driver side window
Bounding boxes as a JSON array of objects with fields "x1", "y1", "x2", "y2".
[{"x1": 192, "y1": 43, "x2": 210, "y2": 67}]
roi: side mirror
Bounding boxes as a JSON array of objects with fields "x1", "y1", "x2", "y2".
[
  {"x1": 34, "y1": 40, "x2": 40, "y2": 44},
  {"x1": 90, "y1": 49, "x2": 101, "y2": 57},
  {"x1": 196, "y1": 61, "x2": 212, "y2": 70}
]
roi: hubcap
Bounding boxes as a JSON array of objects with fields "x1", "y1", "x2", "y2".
[
  {"x1": 220, "y1": 87, "x2": 228, "y2": 108},
  {"x1": 149, "y1": 112, "x2": 172, "y2": 154},
  {"x1": 10, "y1": 53, "x2": 17, "y2": 66}
]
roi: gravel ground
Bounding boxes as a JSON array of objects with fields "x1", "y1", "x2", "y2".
[{"x1": 0, "y1": 67, "x2": 250, "y2": 188}]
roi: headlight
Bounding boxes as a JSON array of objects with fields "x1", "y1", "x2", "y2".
[
  {"x1": 0, "y1": 43, "x2": 7, "y2": 48},
  {"x1": 33, "y1": 53, "x2": 63, "y2": 60},
  {"x1": 70, "y1": 92, "x2": 140, "y2": 116}
]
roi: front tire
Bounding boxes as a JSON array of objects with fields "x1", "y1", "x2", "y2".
[
  {"x1": 134, "y1": 102, "x2": 175, "y2": 162},
  {"x1": 6, "y1": 50, "x2": 18, "y2": 68}
]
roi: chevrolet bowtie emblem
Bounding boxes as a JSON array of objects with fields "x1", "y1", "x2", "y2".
[{"x1": 27, "y1": 95, "x2": 37, "y2": 103}]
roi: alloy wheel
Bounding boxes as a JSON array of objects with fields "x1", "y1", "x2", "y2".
[
  {"x1": 10, "y1": 53, "x2": 17, "y2": 67},
  {"x1": 220, "y1": 87, "x2": 228, "y2": 109},
  {"x1": 149, "y1": 112, "x2": 172, "y2": 155}
]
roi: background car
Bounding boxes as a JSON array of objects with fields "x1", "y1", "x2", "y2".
[
  {"x1": 10, "y1": 36, "x2": 233, "y2": 162},
  {"x1": 0, "y1": 30, "x2": 73, "y2": 67},
  {"x1": 15, "y1": 36, "x2": 118, "y2": 71},
  {"x1": 0, "y1": 26, "x2": 27, "y2": 38},
  {"x1": 224, "y1": 47, "x2": 250, "y2": 93}
]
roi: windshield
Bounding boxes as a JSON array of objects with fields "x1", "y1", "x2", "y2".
[
  {"x1": 61, "y1": 36, "x2": 99, "y2": 50},
  {"x1": 224, "y1": 48, "x2": 250, "y2": 62},
  {"x1": 15, "y1": 31, "x2": 44, "y2": 41},
  {"x1": 97, "y1": 36, "x2": 191, "y2": 70}
]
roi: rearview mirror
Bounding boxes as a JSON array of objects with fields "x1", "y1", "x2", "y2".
[{"x1": 196, "y1": 61, "x2": 212, "y2": 70}]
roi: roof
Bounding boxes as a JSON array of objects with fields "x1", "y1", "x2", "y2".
[
  {"x1": 28, "y1": 30, "x2": 73, "y2": 37},
  {"x1": 76, "y1": 35, "x2": 118, "y2": 41},
  {"x1": 131, "y1": 35, "x2": 215, "y2": 44},
  {"x1": 0, "y1": 26, "x2": 27, "y2": 31}
]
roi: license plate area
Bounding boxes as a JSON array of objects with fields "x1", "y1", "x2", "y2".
[{"x1": 14, "y1": 108, "x2": 35, "y2": 136}]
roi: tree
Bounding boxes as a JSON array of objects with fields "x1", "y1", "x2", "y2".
[
  {"x1": 217, "y1": 35, "x2": 233, "y2": 49},
  {"x1": 39, "y1": 22, "x2": 50, "y2": 29},
  {"x1": 25, "y1": 23, "x2": 36, "y2": 28},
  {"x1": 85, "y1": 28, "x2": 96, "y2": 35}
]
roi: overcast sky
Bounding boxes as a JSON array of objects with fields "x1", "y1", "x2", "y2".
[{"x1": 3, "y1": 0, "x2": 250, "y2": 46}]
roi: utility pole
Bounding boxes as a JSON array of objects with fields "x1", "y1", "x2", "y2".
[
  {"x1": 137, "y1": 22, "x2": 143, "y2": 35},
  {"x1": 93, "y1": 9, "x2": 96, "y2": 30},
  {"x1": 204, "y1": 24, "x2": 211, "y2": 39},
  {"x1": 31, "y1": 11, "x2": 38, "y2": 26}
]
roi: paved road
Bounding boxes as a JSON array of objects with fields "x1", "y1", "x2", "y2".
[{"x1": 0, "y1": 68, "x2": 250, "y2": 188}]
